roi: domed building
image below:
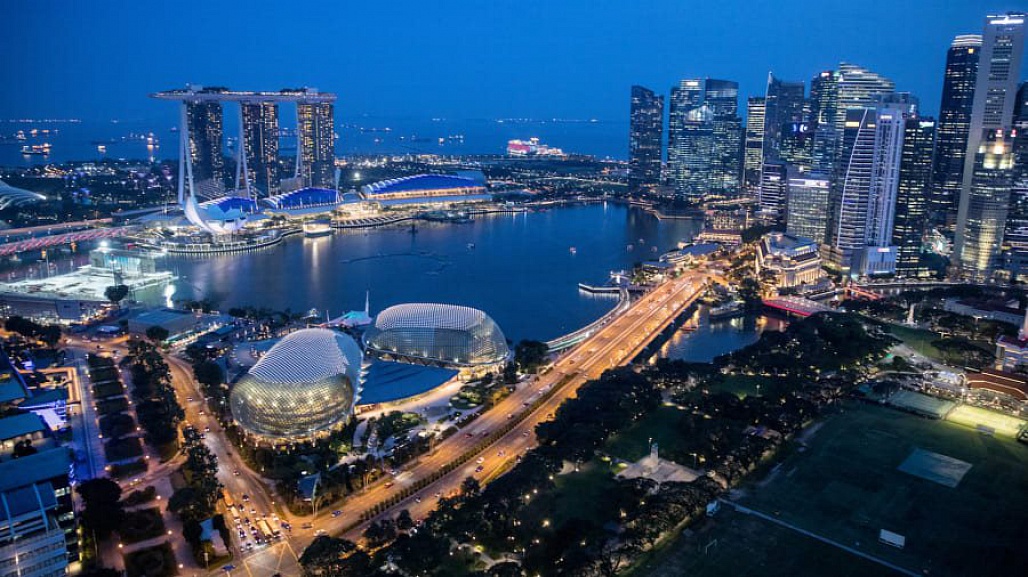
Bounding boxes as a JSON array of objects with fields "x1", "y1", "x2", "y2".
[
  {"x1": 364, "y1": 303, "x2": 510, "y2": 377},
  {"x1": 230, "y1": 328, "x2": 362, "y2": 444}
]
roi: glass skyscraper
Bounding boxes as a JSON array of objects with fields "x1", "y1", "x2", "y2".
[
  {"x1": 893, "y1": 116, "x2": 936, "y2": 277},
  {"x1": 667, "y1": 79, "x2": 742, "y2": 199},
  {"x1": 762, "y1": 74, "x2": 806, "y2": 164},
  {"x1": 930, "y1": 35, "x2": 981, "y2": 230},
  {"x1": 955, "y1": 12, "x2": 1026, "y2": 280},
  {"x1": 743, "y1": 97, "x2": 766, "y2": 192},
  {"x1": 786, "y1": 171, "x2": 831, "y2": 243},
  {"x1": 185, "y1": 89, "x2": 226, "y2": 196},
  {"x1": 629, "y1": 86, "x2": 664, "y2": 187}
]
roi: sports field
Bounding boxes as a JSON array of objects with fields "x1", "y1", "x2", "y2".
[
  {"x1": 735, "y1": 403, "x2": 1028, "y2": 576},
  {"x1": 946, "y1": 405, "x2": 1026, "y2": 438},
  {"x1": 888, "y1": 390, "x2": 955, "y2": 419}
]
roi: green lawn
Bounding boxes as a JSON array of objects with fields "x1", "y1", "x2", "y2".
[
  {"x1": 605, "y1": 405, "x2": 692, "y2": 463},
  {"x1": 887, "y1": 325, "x2": 946, "y2": 361},
  {"x1": 634, "y1": 508, "x2": 897, "y2": 577},
  {"x1": 738, "y1": 402, "x2": 1028, "y2": 576}
]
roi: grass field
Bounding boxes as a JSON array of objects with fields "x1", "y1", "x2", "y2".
[
  {"x1": 635, "y1": 507, "x2": 897, "y2": 577},
  {"x1": 736, "y1": 402, "x2": 1028, "y2": 576},
  {"x1": 887, "y1": 325, "x2": 946, "y2": 361},
  {"x1": 605, "y1": 405, "x2": 691, "y2": 463},
  {"x1": 946, "y1": 405, "x2": 1027, "y2": 438}
]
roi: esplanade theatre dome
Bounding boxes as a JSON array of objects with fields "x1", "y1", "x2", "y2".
[
  {"x1": 230, "y1": 328, "x2": 362, "y2": 442},
  {"x1": 363, "y1": 303, "x2": 510, "y2": 367}
]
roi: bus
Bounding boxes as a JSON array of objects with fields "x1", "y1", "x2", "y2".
[{"x1": 257, "y1": 519, "x2": 275, "y2": 541}]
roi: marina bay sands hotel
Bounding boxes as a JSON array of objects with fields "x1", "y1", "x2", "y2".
[{"x1": 152, "y1": 85, "x2": 336, "y2": 197}]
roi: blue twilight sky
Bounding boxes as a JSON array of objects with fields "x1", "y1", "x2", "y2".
[{"x1": 4, "y1": 0, "x2": 1028, "y2": 124}]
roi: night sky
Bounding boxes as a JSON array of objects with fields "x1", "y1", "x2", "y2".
[{"x1": 5, "y1": 1, "x2": 1026, "y2": 124}]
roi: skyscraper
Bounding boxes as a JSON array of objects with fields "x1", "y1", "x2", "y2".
[
  {"x1": 893, "y1": 117, "x2": 936, "y2": 277},
  {"x1": 668, "y1": 79, "x2": 706, "y2": 197},
  {"x1": 241, "y1": 101, "x2": 280, "y2": 195},
  {"x1": 758, "y1": 161, "x2": 788, "y2": 221},
  {"x1": 743, "y1": 97, "x2": 766, "y2": 192},
  {"x1": 930, "y1": 35, "x2": 982, "y2": 230},
  {"x1": 809, "y1": 70, "x2": 839, "y2": 174},
  {"x1": 762, "y1": 74, "x2": 806, "y2": 164},
  {"x1": 955, "y1": 129, "x2": 1018, "y2": 279},
  {"x1": 667, "y1": 79, "x2": 742, "y2": 198},
  {"x1": 185, "y1": 88, "x2": 226, "y2": 196},
  {"x1": 628, "y1": 86, "x2": 664, "y2": 187},
  {"x1": 706, "y1": 79, "x2": 744, "y2": 197},
  {"x1": 827, "y1": 105, "x2": 905, "y2": 275},
  {"x1": 786, "y1": 171, "x2": 831, "y2": 243},
  {"x1": 954, "y1": 12, "x2": 1027, "y2": 280},
  {"x1": 298, "y1": 97, "x2": 336, "y2": 189}
]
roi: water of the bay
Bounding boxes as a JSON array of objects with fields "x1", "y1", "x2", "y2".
[{"x1": 143, "y1": 204, "x2": 779, "y2": 358}]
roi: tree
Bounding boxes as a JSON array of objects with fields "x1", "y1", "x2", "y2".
[
  {"x1": 514, "y1": 340, "x2": 550, "y2": 373},
  {"x1": 78, "y1": 478, "x2": 124, "y2": 539},
  {"x1": 193, "y1": 361, "x2": 224, "y2": 390},
  {"x1": 104, "y1": 284, "x2": 130, "y2": 306},
  {"x1": 145, "y1": 326, "x2": 169, "y2": 343},
  {"x1": 299, "y1": 536, "x2": 371, "y2": 577},
  {"x1": 395, "y1": 509, "x2": 414, "y2": 532}
]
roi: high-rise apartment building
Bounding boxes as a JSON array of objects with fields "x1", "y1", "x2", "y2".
[
  {"x1": 628, "y1": 86, "x2": 664, "y2": 187},
  {"x1": 955, "y1": 12, "x2": 1026, "y2": 280},
  {"x1": 930, "y1": 35, "x2": 982, "y2": 230},
  {"x1": 241, "y1": 101, "x2": 281, "y2": 195}
]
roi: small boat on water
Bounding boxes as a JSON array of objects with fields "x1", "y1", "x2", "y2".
[
  {"x1": 21, "y1": 144, "x2": 50, "y2": 155},
  {"x1": 709, "y1": 300, "x2": 746, "y2": 320},
  {"x1": 303, "y1": 220, "x2": 333, "y2": 238},
  {"x1": 569, "y1": 246, "x2": 577, "y2": 255}
]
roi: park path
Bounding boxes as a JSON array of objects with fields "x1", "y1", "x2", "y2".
[{"x1": 717, "y1": 499, "x2": 919, "y2": 577}]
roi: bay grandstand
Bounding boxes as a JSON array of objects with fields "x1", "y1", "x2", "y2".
[
  {"x1": 363, "y1": 303, "x2": 510, "y2": 377},
  {"x1": 359, "y1": 174, "x2": 491, "y2": 207},
  {"x1": 229, "y1": 328, "x2": 363, "y2": 444}
]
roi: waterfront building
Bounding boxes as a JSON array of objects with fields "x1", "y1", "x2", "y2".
[
  {"x1": 706, "y1": 79, "x2": 744, "y2": 197},
  {"x1": 955, "y1": 13, "x2": 1026, "y2": 280},
  {"x1": 954, "y1": 129, "x2": 1019, "y2": 280},
  {"x1": 297, "y1": 98, "x2": 336, "y2": 189},
  {"x1": 185, "y1": 87, "x2": 227, "y2": 197},
  {"x1": 785, "y1": 171, "x2": 831, "y2": 243},
  {"x1": 755, "y1": 232, "x2": 825, "y2": 290},
  {"x1": 743, "y1": 97, "x2": 766, "y2": 192},
  {"x1": 826, "y1": 105, "x2": 905, "y2": 276},
  {"x1": 930, "y1": 35, "x2": 982, "y2": 230},
  {"x1": 241, "y1": 100, "x2": 281, "y2": 195},
  {"x1": 629, "y1": 86, "x2": 664, "y2": 187},
  {"x1": 364, "y1": 303, "x2": 510, "y2": 378},
  {"x1": 893, "y1": 116, "x2": 937, "y2": 277},
  {"x1": 757, "y1": 161, "x2": 788, "y2": 223},
  {"x1": 360, "y1": 174, "x2": 488, "y2": 206},
  {"x1": 230, "y1": 328, "x2": 362, "y2": 444}
]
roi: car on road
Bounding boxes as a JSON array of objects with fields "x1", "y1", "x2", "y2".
[
  {"x1": 301, "y1": 523, "x2": 313, "y2": 530},
  {"x1": 331, "y1": 510, "x2": 342, "y2": 518},
  {"x1": 233, "y1": 469, "x2": 240, "y2": 476},
  {"x1": 476, "y1": 457, "x2": 485, "y2": 464},
  {"x1": 384, "y1": 482, "x2": 394, "y2": 488},
  {"x1": 475, "y1": 465, "x2": 484, "y2": 473},
  {"x1": 522, "y1": 430, "x2": 530, "y2": 437},
  {"x1": 315, "y1": 529, "x2": 327, "y2": 536}
]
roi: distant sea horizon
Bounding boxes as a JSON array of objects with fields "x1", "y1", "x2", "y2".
[{"x1": 0, "y1": 115, "x2": 631, "y2": 168}]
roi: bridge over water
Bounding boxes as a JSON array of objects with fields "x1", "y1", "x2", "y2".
[{"x1": 0, "y1": 226, "x2": 138, "y2": 257}]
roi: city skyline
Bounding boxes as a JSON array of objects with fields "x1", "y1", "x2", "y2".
[{"x1": 4, "y1": 1, "x2": 1022, "y2": 128}]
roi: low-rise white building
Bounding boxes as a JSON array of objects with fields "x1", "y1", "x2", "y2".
[{"x1": 755, "y1": 233, "x2": 825, "y2": 290}]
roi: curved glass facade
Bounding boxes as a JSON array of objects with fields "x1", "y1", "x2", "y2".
[
  {"x1": 230, "y1": 328, "x2": 362, "y2": 442},
  {"x1": 364, "y1": 303, "x2": 509, "y2": 367}
]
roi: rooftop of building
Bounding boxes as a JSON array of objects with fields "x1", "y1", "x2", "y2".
[
  {"x1": 361, "y1": 174, "x2": 485, "y2": 196},
  {"x1": 0, "y1": 448, "x2": 70, "y2": 493},
  {"x1": 0, "y1": 413, "x2": 47, "y2": 442}
]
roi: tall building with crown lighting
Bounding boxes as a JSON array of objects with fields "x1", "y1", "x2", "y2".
[
  {"x1": 241, "y1": 101, "x2": 280, "y2": 195},
  {"x1": 297, "y1": 96, "x2": 336, "y2": 189},
  {"x1": 629, "y1": 86, "x2": 664, "y2": 187}
]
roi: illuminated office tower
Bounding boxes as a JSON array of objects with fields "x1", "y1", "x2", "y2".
[
  {"x1": 955, "y1": 129, "x2": 1018, "y2": 280},
  {"x1": 668, "y1": 79, "x2": 708, "y2": 198},
  {"x1": 241, "y1": 101, "x2": 280, "y2": 195},
  {"x1": 705, "y1": 79, "x2": 743, "y2": 197},
  {"x1": 629, "y1": 86, "x2": 664, "y2": 186},
  {"x1": 827, "y1": 105, "x2": 905, "y2": 275},
  {"x1": 762, "y1": 74, "x2": 806, "y2": 163},
  {"x1": 786, "y1": 171, "x2": 831, "y2": 243},
  {"x1": 743, "y1": 97, "x2": 766, "y2": 191},
  {"x1": 809, "y1": 70, "x2": 839, "y2": 174},
  {"x1": 892, "y1": 116, "x2": 936, "y2": 277},
  {"x1": 667, "y1": 79, "x2": 742, "y2": 198},
  {"x1": 955, "y1": 12, "x2": 1026, "y2": 280},
  {"x1": 298, "y1": 98, "x2": 336, "y2": 189},
  {"x1": 929, "y1": 35, "x2": 981, "y2": 229},
  {"x1": 758, "y1": 161, "x2": 788, "y2": 222}
]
